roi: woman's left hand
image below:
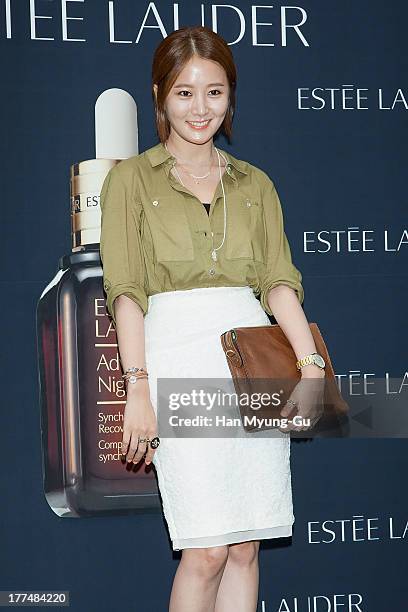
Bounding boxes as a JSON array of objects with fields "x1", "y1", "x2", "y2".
[{"x1": 278, "y1": 369, "x2": 326, "y2": 432}]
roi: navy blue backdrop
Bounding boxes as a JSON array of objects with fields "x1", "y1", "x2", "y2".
[{"x1": 1, "y1": 1, "x2": 406, "y2": 610}]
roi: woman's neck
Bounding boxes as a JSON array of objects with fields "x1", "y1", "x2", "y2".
[{"x1": 165, "y1": 136, "x2": 216, "y2": 168}]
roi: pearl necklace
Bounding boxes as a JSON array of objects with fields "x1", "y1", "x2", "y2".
[{"x1": 164, "y1": 141, "x2": 228, "y2": 262}]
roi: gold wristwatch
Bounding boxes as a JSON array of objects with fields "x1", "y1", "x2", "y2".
[{"x1": 296, "y1": 352, "x2": 326, "y2": 370}]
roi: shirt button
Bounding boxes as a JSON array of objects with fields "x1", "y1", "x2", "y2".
[
  {"x1": 246, "y1": 200, "x2": 252, "y2": 207},
  {"x1": 152, "y1": 200, "x2": 159, "y2": 206},
  {"x1": 208, "y1": 268, "x2": 216, "y2": 276},
  {"x1": 226, "y1": 166, "x2": 232, "y2": 175}
]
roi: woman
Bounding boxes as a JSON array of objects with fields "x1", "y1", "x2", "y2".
[{"x1": 100, "y1": 25, "x2": 325, "y2": 612}]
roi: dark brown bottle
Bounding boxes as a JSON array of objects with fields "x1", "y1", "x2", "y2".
[{"x1": 36, "y1": 158, "x2": 161, "y2": 517}]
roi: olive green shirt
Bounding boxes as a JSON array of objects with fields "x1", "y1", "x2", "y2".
[{"x1": 99, "y1": 141, "x2": 304, "y2": 324}]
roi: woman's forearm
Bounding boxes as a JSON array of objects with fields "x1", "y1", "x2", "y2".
[
  {"x1": 266, "y1": 285, "x2": 324, "y2": 377},
  {"x1": 113, "y1": 295, "x2": 150, "y2": 398}
]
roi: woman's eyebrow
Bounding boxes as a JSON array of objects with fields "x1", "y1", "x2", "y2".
[{"x1": 173, "y1": 82, "x2": 226, "y2": 88}]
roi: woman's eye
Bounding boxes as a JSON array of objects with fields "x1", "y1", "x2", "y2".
[{"x1": 177, "y1": 89, "x2": 222, "y2": 97}]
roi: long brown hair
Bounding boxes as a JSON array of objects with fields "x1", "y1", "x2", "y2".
[{"x1": 152, "y1": 26, "x2": 237, "y2": 143}]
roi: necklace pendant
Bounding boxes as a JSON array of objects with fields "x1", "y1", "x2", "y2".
[{"x1": 211, "y1": 250, "x2": 217, "y2": 262}]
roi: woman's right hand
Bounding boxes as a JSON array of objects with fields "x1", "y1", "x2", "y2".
[{"x1": 121, "y1": 380, "x2": 158, "y2": 468}]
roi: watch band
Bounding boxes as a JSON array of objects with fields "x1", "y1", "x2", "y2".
[{"x1": 296, "y1": 352, "x2": 325, "y2": 370}]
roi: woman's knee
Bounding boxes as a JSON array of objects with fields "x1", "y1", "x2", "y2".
[
  {"x1": 227, "y1": 540, "x2": 260, "y2": 566},
  {"x1": 182, "y1": 545, "x2": 229, "y2": 577}
]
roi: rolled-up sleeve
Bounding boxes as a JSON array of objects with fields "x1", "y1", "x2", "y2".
[
  {"x1": 258, "y1": 173, "x2": 304, "y2": 316},
  {"x1": 99, "y1": 165, "x2": 148, "y2": 324}
]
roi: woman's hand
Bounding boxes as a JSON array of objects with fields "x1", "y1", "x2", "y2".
[
  {"x1": 121, "y1": 380, "x2": 158, "y2": 468},
  {"x1": 279, "y1": 368, "x2": 326, "y2": 432}
]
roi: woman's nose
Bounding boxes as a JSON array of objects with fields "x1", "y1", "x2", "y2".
[{"x1": 191, "y1": 93, "x2": 208, "y2": 115}]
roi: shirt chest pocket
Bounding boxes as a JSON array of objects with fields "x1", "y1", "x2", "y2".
[
  {"x1": 142, "y1": 196, "x2": 194, "y2": 262},
  {"x1": 225, "y1": 197, "x2": 266, "y2": 264}
]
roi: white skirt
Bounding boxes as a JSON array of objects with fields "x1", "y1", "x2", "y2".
[{"x1": 144, "y1": 286, "x2": 294, "y2": 551}]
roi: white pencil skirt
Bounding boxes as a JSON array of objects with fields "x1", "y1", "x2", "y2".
[{"x1": 144, "y1": 286, "x2": 294, "y2": 551}]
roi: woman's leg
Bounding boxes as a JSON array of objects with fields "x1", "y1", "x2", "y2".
[
  {"x1": 169, "y1": 545, "x2": 229, "y2": 612},
  {"x1": 214, "y1": 540, "x2": 260, "y2": 612}
]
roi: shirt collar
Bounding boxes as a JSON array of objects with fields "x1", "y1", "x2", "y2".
[{"x1": 145, "y1": 141, "x2": 249, "y2": 177}]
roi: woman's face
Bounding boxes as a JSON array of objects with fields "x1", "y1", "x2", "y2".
[{"x1": 160, "y1": 55, "x2": 230, "y2": 146}]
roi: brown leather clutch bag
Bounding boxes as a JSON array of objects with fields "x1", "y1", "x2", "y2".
[{"x1": 220, "y1": 323, "x2": 349, "y2": 433}]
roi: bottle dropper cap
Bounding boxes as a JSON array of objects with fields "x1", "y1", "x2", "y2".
[{"x1": 70, "y1": 88, "x2": 139, "y2": 250}]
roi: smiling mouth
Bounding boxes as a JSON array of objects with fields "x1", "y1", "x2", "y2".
[{"x1": 187, "y1": 120, "x2": 211, "y2": 129}]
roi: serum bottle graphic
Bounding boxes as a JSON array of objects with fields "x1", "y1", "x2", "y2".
[{"x1": 36, "y1": 90, "x2": 160, "y2": 517}]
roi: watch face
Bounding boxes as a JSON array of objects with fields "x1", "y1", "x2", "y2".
[{"x1": 313, "y1": 354, "x2": 326, "y2": 368}]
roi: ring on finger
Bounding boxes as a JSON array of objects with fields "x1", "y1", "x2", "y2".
[{"x1": 149, "y1": 436, "x2": 160, "y2": 449}]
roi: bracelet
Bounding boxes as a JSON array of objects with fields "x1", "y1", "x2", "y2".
[{"x1": 122, "y1": 366, "x2": 149, "y2": 385}]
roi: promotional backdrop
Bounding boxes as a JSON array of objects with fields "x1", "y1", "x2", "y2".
[{"x1": 1, "y1": 1, "x2": 407, "y2": 610}]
